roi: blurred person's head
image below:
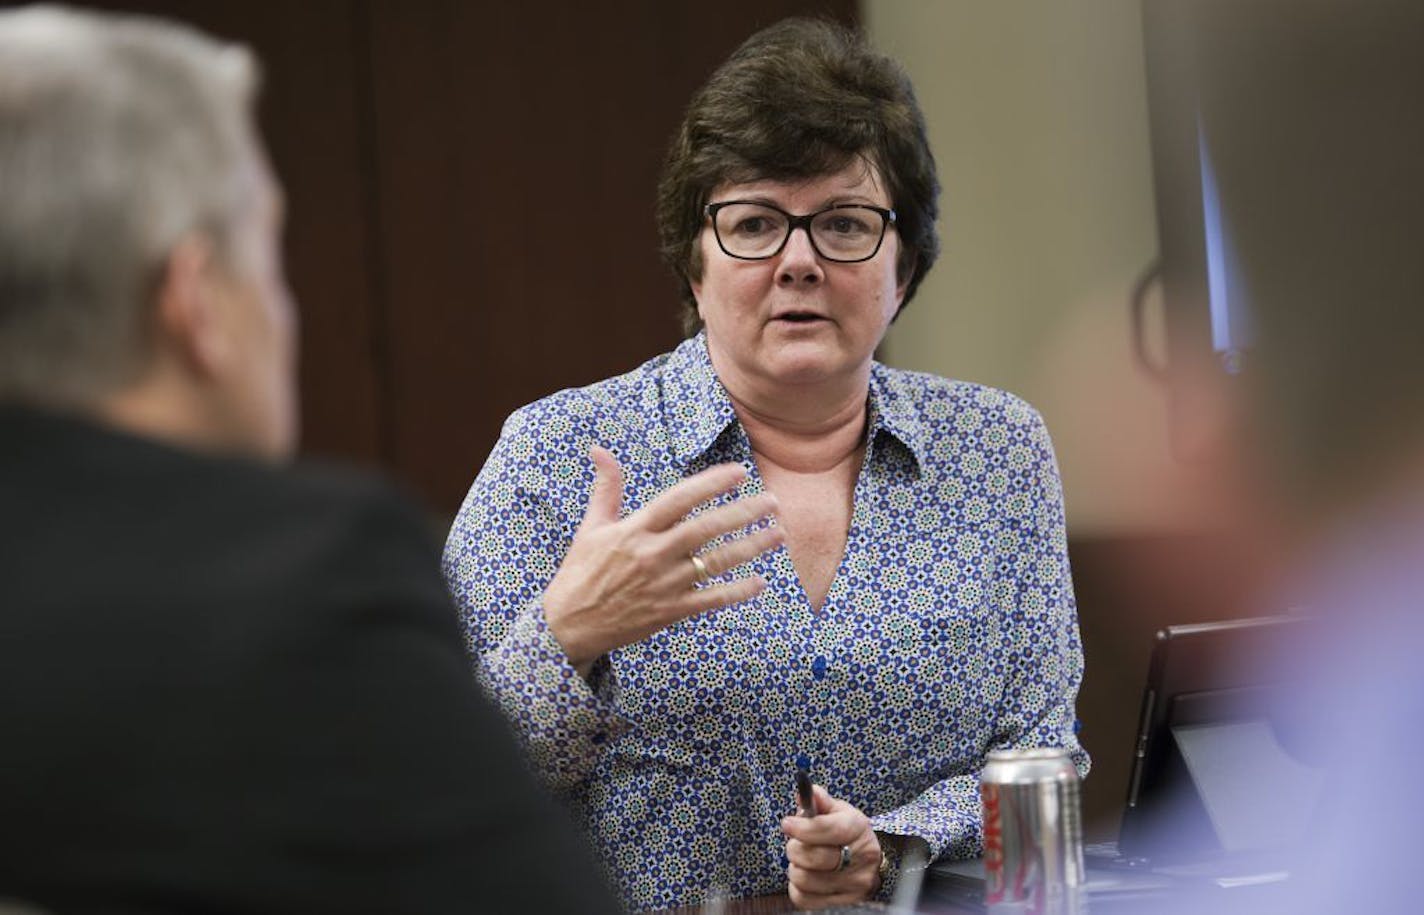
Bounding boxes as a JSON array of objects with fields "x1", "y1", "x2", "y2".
[
  {"x1": 656, "y1": 17, "x2": 940, "y2": 335},
  {"x1": 1192, "y1": 0, "x2": 1424, "y2": 540},
  {"x1": 1181, "y1": 10, "x2": 1424, "y2": 915},
  {"x1": 0, "y1": 5, "x2": 297, "y2": 458}
]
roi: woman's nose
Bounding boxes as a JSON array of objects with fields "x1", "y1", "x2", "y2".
[{"x1": 776, "y1": 225, "x2": 824, "y2": 286}]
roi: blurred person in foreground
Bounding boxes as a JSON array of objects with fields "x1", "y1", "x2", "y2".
[
  {"x1": 444, "y1": 18, "x2": 1087, "y2": 910},
  {"x1": 0, "y1": 7, "x2": 616, "y2": 913},
  {"x1": 1171, "y1": 1, "x2": 1424, "y2": 912}
]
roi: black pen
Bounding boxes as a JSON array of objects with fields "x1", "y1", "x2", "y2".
[{"x1": 794, "y1": 766, "x2": 815, "y2": 818}]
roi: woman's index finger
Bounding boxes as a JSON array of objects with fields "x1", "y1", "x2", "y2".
[{"x1": 635, "y1": 462, "x2": 749, "y2": 531}]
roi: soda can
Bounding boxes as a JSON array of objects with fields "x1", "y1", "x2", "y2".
[{"x1": 980, "y1": 748, "x2": 1085, "y2": 914}]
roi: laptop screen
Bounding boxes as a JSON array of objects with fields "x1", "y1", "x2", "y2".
[{"x1": 1117, "y1": 616, "x2": 1325, "y2": 863}]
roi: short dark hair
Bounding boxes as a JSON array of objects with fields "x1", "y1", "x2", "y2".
[{"x1": 656, "y1": 18, "x2": 940, "y2": 334}]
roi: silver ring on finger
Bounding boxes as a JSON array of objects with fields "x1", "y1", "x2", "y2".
[
  {"x1": 838, "y1": 845, "x2": 853, "y2": 871},
  {"x1": 689, "y1": 553, "x2": 711, "y2": 587}
]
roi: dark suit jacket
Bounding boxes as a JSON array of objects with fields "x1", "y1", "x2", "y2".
[{"x1": 0, "y1": 406, "x2": 618, "y2": 915}]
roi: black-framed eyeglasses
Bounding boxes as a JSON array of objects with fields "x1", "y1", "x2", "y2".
[{"x1": 704, "y1": 200, "x2": 897, "y2": 263}]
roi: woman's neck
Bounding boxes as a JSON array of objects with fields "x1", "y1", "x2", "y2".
[
  {"x1": 704, "y1": 336, "x2": 874, "y2": 473},
  {"x1": 725, "y1": 381, "x2": 869, "y2": 475}
]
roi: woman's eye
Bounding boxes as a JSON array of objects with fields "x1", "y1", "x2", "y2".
[{"x1": 826, "y1": 215, "x2": 870, "y2": 235}]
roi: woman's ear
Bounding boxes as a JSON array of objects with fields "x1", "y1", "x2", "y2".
[
  {"x1": 895, "y1": 253, "x2": 916, "y2": 306},
  {"x1": 889, "y1": 255, "x2": 915, "y2": 322}
]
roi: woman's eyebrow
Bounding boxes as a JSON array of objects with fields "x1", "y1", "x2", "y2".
[
  {"x1": 728, "y1": 194, "x2": 782, "y2": 206},
  {"x1": 717, "y1": 194, "x2": 883, "y2": 210}
]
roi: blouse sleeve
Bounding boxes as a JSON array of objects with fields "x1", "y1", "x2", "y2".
[
  {"x1": 870, "y1": 406, "x2": 1089, "y2": 873},
  {"x1": 442, "y1": 409, "x2": 632, "y2": 796}
]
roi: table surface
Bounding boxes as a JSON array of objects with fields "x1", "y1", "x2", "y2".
[
  {"x1": 652, "y1": 895, "x2": 798, "y2": 915},
  {"x1": 642, "y1": 862, "x2": 1273, "y2": 914}
]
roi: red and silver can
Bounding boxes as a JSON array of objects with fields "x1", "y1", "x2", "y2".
[{"x1": 980, "y1": 748, "x2": 1085, "y2": 914}]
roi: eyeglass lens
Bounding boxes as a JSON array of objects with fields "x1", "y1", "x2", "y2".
[{"x1": 712, "y1": 203, "x2": 887, "y2": 261}]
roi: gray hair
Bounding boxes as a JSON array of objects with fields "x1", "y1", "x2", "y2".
[{"x1": 0, "y1": 5, "x2": 259, "y2": 405}]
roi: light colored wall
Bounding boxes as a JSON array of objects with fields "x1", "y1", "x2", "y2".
[{"x1": 866, "y1": 1, "x2": 1211, "y2": 535}]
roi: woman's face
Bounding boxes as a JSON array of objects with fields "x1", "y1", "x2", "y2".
[{"x1": 691, "y1": 161, "x2": 909, "y2": 394}]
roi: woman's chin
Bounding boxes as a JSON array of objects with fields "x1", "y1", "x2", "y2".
[{"x1": 758, "y1": 347, "x2": 864, "y2": 388}]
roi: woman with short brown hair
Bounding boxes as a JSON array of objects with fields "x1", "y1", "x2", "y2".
[{"x1": 446, "y1": 18, "x2": 1087, "y2": 911}]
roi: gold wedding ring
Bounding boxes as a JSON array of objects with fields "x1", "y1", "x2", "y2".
[{"x1": 689, "y1": 553, "x2": 711, "y2": 586}]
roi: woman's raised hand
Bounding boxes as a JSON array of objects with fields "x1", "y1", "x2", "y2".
[{"x1": 542, "y1": 445, "x2": 784, "y2": 672}]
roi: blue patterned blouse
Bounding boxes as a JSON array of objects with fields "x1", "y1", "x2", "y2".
[{"x1": 443, "y1": 333, "x2": 1088, "y2": 911}]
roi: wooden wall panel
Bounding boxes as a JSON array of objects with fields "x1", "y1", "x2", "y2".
[{"x1": 260, "y1": 3, "x2": 387, "y2": 467}]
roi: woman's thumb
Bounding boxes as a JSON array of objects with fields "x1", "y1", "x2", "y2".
[{"x1": 582, "y1": 445, "x2": 625, "y2": 527}]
